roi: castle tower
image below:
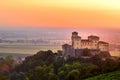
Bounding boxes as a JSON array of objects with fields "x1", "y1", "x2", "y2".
[
  {"x1": 71, "y1": 32, "x2": 81, "y2": 49},
  {"x1": 88, "y1": 35, "x2": 99, "y2": 49},
  {"x1": 62, "y1": 44, "x2": 75, "y2": 57}
]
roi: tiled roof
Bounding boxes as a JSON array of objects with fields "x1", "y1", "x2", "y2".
[
  {"x1": 72, "y1": 31, "x2": 78, "y2": 35},
  {"x1": 88, "y1": 35, "x2": 99, "y2": 39},
  {"x1": 99, "y1": 41, "x2": 109, "y2": 44},
  {"x1": 81, "y1": 39, "x2": 91, "y2": 42}
]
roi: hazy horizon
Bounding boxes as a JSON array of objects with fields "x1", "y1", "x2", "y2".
[{"x1": 0, "y1": 27, "x2": 119, "y2": 44}]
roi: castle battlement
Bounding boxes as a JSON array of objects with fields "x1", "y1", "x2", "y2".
[{"x1": 71, "y1": 31, "x2": 109, "y2": 51}]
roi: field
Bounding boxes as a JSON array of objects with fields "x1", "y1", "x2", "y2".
[
  {"x1": 0, "y1": 53, "x2": 32, "y2": 58},
  {"x1": 85, "y1": 70, "x2": 120, "y2": 80},
  {"x1": 0, "y1": 44, "x2": 62, "y2": 56}
]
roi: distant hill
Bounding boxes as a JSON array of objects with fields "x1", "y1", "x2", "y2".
[{"x1": 85, "y1": 70, "x2": 120, "y2": 80}]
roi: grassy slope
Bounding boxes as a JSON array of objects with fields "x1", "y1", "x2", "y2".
[{"x1": 85, "y1": 71, "x2": 120, "y2": 80}]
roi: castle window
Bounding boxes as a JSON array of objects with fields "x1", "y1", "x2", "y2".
[{"x1": 83, "y1": 43, "x2": 84, "y2": 45}]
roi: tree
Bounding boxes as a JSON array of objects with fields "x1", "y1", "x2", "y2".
[
  {"x1": 5, "y1": 56, "x2": 15, "y2": 70},
  {"x1": 101, "y1": 58, "x2": 118, "y2": 73},
  {"x1": 54, "y1": 57, "x2": 65, "y2": 74},
  {"x1": 27, "y1": 65, "x2": 54, "y2": 80},
  {"x1": 10, "y1": 72, "x2": 26, "y2": 80},
  {"x1": 0, "y1": 74, "x2": 9, "y2": 80},
  {"x1": 58, "y1": 62, "x2": 81, "y2": 80},
  {"x1": 16, "y1": 50, "x2": 55, "y2": 72},
  {"x1": 66, "y1": 70, "x2": 80, "y2": 80},
  {"x1": 90, "y1": 54, "x2": 103, "y2": 66},
  {"x1": 48, "y1": 74, "x2": 58, "y2": 80},
  {"x1": 80, "y1": 63, "x2": 99, "y2": 78}
]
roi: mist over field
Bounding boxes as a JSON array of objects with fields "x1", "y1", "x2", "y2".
[
  {"x1": 0, "y1": 27, "x2": 119, "y2": 55},
  {"x1": 0, "y1": 27, "x2": 119, "y2": 43}
]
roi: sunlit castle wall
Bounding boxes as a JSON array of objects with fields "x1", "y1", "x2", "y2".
[
  {"x1": 71, "y1": 32, "x2": 81, "y2": 49},
  {"x1": 88, "y1": 36, "x2": 99, "y2": 49},
  {"x1": 80, "y1": 40, "x2": 92, "y2": 49},
  {"x1": 62, "y1": 31, "x2": 110, "y2": 57},
  {"x1": 71, "y1": 32, "x2": 100, "y2": 50},
  {"x1": 71, "y1": 32, "x2": 109, "y2": 52},
  {"x1": 98, "y1": 42, "x2": 109, "y2": 51}
]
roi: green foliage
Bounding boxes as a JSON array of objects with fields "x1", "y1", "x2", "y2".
[
  {"x1": 10, "y1": 72, "x2": 26, "y2": 80},
  {"x1": 66, "y1": 70, "x2": 80, "y2": 80},
  {"x1": 13, "y1": 50, "x2": 120, "y2": 80},
  {"x1": 85, "y1": 70, "x2": 120, "y2": 80},
  {"x1": 58, "y1": 62, "x2": 81, "y2": 80},
  {"x1": 48, "y1": 74, "x2": 58, "y2": 80},
  {"x1": 16, "y1": 50, "x2": 55, "y2": 72},
  {"x1": 89, "y1": 54, "x2": 104, "y2": 66},
  {"x1": 53, "y1": 56, "x2": 65, "y2": 74},
  {"x1": 0, "y1": 75, "x2": 9, "y2": 80},
  {"x1": 101, "y1": 58, "x2": 118, "y2": 73},
  {"x1": 5, "y1": 56, "x2": 15, "y2": 69},
  {"x1": 58, "y1": 62, "x2": 99, "y2": 79},
  {"x1": 0, "y1": 56, "x2": 15, "y2": 67},
  {"x1": 66, "y1": 57, "x2": 80, "y2": 64},
  {"x1": 58, "y1": 62, "x2": 81, "y2": 75},
  {"x1": 0, "y1": 55, "x2": 16, "y2": 73},
  {"x1": 80, "y1": 63, "x2": 99, "y2": 78},
  {"x1": 27, "y1": 65, "x2": 55, "y2": 80},
  {"x1": 58, "y1": 70, "x2": 66, "y2": 80}
]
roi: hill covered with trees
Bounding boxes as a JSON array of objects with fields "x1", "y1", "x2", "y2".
[{"x1": 1, "y1": 50, "x2": 120, "y2": 80}]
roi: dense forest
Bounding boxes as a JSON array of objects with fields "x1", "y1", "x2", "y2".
[{"x1": 1, "y1": 50, "x2": 120, "y2": 80}]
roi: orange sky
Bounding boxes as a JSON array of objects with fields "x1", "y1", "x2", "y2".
[{"x1": 0, "y1": 0, "x2": 120, "y2": 29}]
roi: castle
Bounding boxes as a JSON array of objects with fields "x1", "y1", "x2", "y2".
[{"x1": 62, "y1": 32, "x2": 110, "y2": 57}]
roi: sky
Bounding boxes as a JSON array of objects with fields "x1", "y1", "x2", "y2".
[{"x1": 0, "y1": 0, "x2": 120, "y2": 30}]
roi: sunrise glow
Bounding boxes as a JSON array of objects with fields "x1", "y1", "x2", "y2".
[{"x1": 0, "y1": 0, "x2": 120, "y2": 29}]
